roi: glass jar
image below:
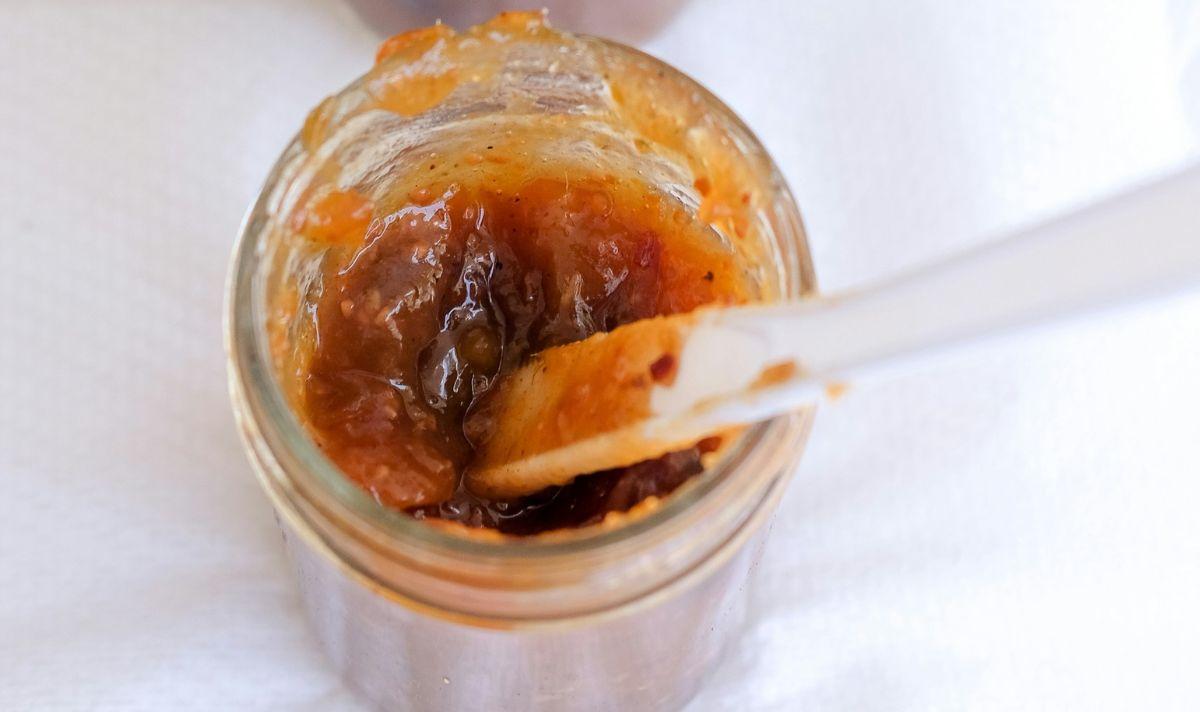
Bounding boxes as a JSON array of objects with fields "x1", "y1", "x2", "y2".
[{"x1": 226, "y1": 14, "x2": 816, "y2": 711}]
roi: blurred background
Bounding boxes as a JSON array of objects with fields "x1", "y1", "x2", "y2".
[{"x1": 2, "y1": 1, "x2": 1199, "y2": 709}]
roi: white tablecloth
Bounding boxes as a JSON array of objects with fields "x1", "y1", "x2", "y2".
[{"x1": 2, "y1": 2, "x2": 1199, "y2": 709}]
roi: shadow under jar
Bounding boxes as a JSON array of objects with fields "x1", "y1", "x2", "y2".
[{"x1": 226, "y1": 12, "x2": 816, "y2": 712}]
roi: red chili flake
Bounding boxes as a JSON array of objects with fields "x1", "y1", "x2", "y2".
[{"x1": 649, "y1": 353, "x2": 675, "y2": 382}]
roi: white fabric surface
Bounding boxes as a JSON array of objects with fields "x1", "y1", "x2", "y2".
[{"x1": 2, "y1": 1, "x2": 1199, "y2": 709}]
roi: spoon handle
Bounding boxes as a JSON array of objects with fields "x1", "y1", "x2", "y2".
[{"x1": 661, "y1": 163, "x2": 1200, "y2": 419}]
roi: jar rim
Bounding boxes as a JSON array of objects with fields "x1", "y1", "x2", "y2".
[{"x1": 224, "y1": 35, "x2": 817, "y2": 565}]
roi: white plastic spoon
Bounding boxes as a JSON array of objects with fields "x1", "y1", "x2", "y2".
[{"x1": 467, "y1": 163, "x2": 1200, "y2": 498}]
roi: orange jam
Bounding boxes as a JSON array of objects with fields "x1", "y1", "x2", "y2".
[
  {"x1": 298, "y1": 172, "x2": 747, "y2": 533},
  {"x1": 278, "y1": 12, "x2": 772, "y2": 534}
]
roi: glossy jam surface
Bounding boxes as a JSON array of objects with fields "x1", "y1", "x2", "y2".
[{"x1": 298, "y1": 176, "x2": 746, "y2": 532}]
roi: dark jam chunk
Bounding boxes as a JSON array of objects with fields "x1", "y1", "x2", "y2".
[
  {"x1": 411, "y1": 449, "x2": 704, "y2": 534},
  {"x1": 302, "y1": 177, "x2": 743, "y2": 533}
]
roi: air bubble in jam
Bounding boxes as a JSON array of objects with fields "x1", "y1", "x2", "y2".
[{"x1": 300, "y1": 175, "x2": 746, "y2": 533}]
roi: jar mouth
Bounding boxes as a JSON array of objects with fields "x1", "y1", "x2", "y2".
[{"x1": 224, "y1": 37, "x2": 816, "y2": 562}]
